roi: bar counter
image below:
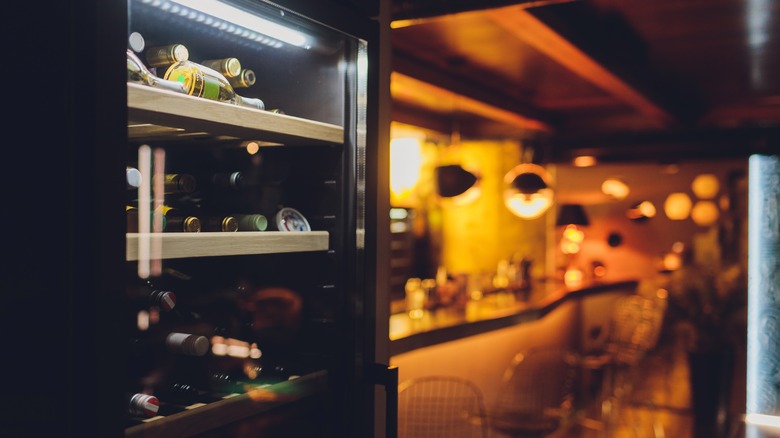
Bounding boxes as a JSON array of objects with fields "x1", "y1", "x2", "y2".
[{"x1": 389, "y1": 279, "x2": 639, "y2": 356}]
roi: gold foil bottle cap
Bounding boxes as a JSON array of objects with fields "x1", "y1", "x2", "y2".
[
  {"x1": 146, "y1": 44, "x2": 189, "y2": 68},
  {"x1": 221, "y1": 216, "x2": 239, "y2": 232},
  {"x1": 183, "y1": 216, "x2": 201, "y2": 233},
  {"x1": 201, "y1": 58, "x2": 242, "y2": 78}
]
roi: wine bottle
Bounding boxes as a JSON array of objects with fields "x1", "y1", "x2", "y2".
[
  {"x1": 127, "y1": 393, "x2": 160, "y2": 418},
  {"x1": 157, "y1": 205, "x2": 201, "y2": 233},
  {"x1": 155, "y1": 382, "x2": 224, "y2": 406},
  {"x1": 152, "y1": 173, "x2": 197, "y2": 195},
  {"x1": 200, "y1": 57, "x2": 242, "y2": 78},
  {"x1": 234, "y1": 214, "x2": 268, "y2": 231},
  {"x1": 128, "y1": 281, "x2": 177, "y2": 312},
  {"x1": 227, "y1": 69, "x2": 256, "y2": 89},
  {"x1": 127, "y1": 49, "x2": 187, "y2": 94},
  {"x1": 165, "y1": 332, "x2": 210, "y2": 356},
  {"x1": 145, "y1": 43, "x2": 189, "y2": 68},
  {"x1": 202, "y1": 216, "x2": 239, "y2": 232},
  {"x1": 163, "y1": 60, "x2": 265, "y2": 110},
  {"x1": 127, "y1": 205, "x2": 168, "y2": 233}
]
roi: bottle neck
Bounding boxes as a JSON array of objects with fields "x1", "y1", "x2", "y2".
[
  {"x1": 152, "y1": 77, "x2": 188, "y2": 94},
  {"x1": 237, "y1": 95, "x2": 265, "y2": 110}
]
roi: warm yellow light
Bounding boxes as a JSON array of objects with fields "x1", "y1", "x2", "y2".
[
  {"x1": 691, "y1": 200, "x2": 720, "y2": 226},
  {"x1": 561, "y1": 241, "x2": 581, "y2": 255},
  {"x1": 390, "y1": 138, "x2": 423, "y2": 201},
  {"x1": 638, "y1": 201, "x2": 657, "y2": 218},
  {"x1": 691, "y1": 173, "x2": 720, "y2": 199},
  {"x1": 663, "y1": 252, "x2": 682, "y2": 271},
  {"x1": 564, "y1": 268, "x2": 584, "y2": 288},
  {"x1": 664, "y1": 192, "x2": 692, "y2": 220},
  {"x1": 244, "y1": 141, "x2": 260, "y2": 155},
  {"x1": 601, "y1": 178, "x2": 630, "y2": 200},
  {"x1": 562, "y1": 225, "x2": 584, "y2": 243},
  {"x1": 504, "y1": 192, "x2": 553, "y2": 219},
  {"x1": 573, "y1": 155, "x2": 598, "y2": 167}
]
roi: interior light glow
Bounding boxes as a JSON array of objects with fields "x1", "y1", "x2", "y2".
[
  {"x1": 691, "y1": 173, "x2": 720, "y2": 199},
  {"x1": 664, "y1": 192, "x2": 692, "y2": 220},
  {"x1": 390, "y1": 138, "x2": 423, "y2": 202},
  {"x1": 147, "y1": 0, "x2": 309, "y2": 48},
  {"x1": 746, "y1": 413, "x2": 780, "y2": 429},
  {"x1": 564, "y1": 268, "x2": 584, "y2": 288},
  {"x1": 601, "y1": 178, "x2": 630, "y2": 200},
  {"x1": 505, "y1": 193, "x2": 553, "y2": 219},
  {"x1": 691, "y1": 200, "x2": 720, "y2": 226},
  {"x1": 573, "y1": 155, "x2": 597, "y2": 167}
]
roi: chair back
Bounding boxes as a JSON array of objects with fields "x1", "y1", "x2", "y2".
[
  {"x1": 398, "y1": 376, "x2": 488, "y2": 438},
  {"x1": 490, "y1": 347, "x2": 579, "y2": 437},
  {"x1": 606, "y1": 294, "x2": 667, "y2": 365}
]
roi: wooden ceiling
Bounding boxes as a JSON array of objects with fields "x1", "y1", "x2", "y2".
[{"x1": 389, "y1": 0, "x2": 780, "y2": 162}]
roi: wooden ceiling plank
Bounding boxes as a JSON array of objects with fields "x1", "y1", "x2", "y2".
[
  {"x1": 391, "y1": 71, "x2": 552, "y2": 132},
  {"x1": 485, "y1": 5, "x2": 673, "y2": 127}
]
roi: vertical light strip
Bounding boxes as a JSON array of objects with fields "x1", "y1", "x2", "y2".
[
  {"x1": 151, "y1": 148, "x2": 166, "y2": 277},
  {"x1": 747, "y1": 154, "x2": 780, "y2": 426},
  {"x1": 137, "y1": 145, "x2": 152, "y2": 279}
]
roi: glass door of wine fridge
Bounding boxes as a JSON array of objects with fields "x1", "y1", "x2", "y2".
[{"x1": 124, "y1": 1, "x2": 375, "y2": 436}]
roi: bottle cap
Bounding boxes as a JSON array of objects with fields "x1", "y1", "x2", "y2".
[
  {"x1": 183, "y1": 216, "x2": 202, "y2": 232},
  {"x1": 150, "y1": 290, "x2": 176, "y2": 312},
  {"x1": 166, "y1": 332, "x2": 210, "y2": 356},
  {"x1": 128, "y1": 32, "x2": 145, "y2": 53},
  {"x1": 275, "y1": 207, "x2": 311, "y2": 232},
  {"x1": 221, "y1": 216, "x2": 239, "y2": 232},
  {"x1": 129, "y1": 393, "x2": 159, "y2": 418},
  {"x1": 126, "y1": 167, "x2": 142, "y2": 188},
  {"x1": 236, "y1": 214, "x2": 268, "y2": 231}
]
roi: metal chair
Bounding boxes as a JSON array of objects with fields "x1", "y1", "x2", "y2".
[
  {"x1": 578, "y1": 294, "x2": 668, "y2": 436},
  {"x1": 398, "y1": 376, "x2": 489, "y2": 438},
  {"x1": 487, "y1": 347, "x2": 579, "y2": 438}
]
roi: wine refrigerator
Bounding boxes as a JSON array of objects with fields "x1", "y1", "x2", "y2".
[{"x1": 2, "y1": 0, "x2": 388, "y2": 437}]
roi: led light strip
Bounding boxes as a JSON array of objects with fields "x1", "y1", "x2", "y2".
[{"x1": 139, "y1": 0, "x2": 309, "y2": 49}]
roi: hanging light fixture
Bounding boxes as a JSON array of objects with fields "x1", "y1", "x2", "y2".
[{"x1": 503, "y1": 163, "x2": 554, "y2": 219}]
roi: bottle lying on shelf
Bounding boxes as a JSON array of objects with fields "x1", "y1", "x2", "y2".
[
  {"x1": 233, "y1": 214, "x2": 268, "y2": 231},
  {"x1": 157, "y1": 205, "x2": 201, "y2": 233},
  {"x1": 127, "y1": 49, "x2": 187, "y2": 94},
  {"x1": 202, "y1": 215, "x2": 239, "y2": 232},
  {"x1": 163, "y1": 60, "x2": 265, "y2": 110},
  {"x1": 145, "y1": 43, "x2": 189, "y2": 69},
  {"x1": 154, "y1": 173, "x2": 197, "y2": 195},
  {"x1": 200, "y1": 57, "x2": 242, "y2": 78},
  {"x1": 227, "y1": 68, "x2": 256, "y2": 89},
  {"x1": 127, "y1": 392, "x2": 160, "y2": 418}
]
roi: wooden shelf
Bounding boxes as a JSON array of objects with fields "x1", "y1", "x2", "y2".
[
  {"x1": 127, "y1": 83, "x2": 344, "y2": 145},
  {"x1": 126, "y1": 231, "x2": 329, "y2": 261},
  {"x1": 125, "y1": 370, "x2": 329, "y2": 438}
]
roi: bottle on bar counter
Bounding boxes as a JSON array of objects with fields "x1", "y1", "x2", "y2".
[
  {"x1": 163, "y1": 60, "x2": 265, "y2": 110},
  {"x1": 127, "y1": 49, "x2": 187, "y2": 94},
  {"x1": 227, "y1": 69, "x2": 256, "y2": 89},
  {"x1": 200, "y1": 57, "x2": 242, "y2": 78}
]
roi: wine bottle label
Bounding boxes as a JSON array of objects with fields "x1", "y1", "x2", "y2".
[
  {"x1": 128, "y1": 393, "x2": 159, "y2": 418},
  {"x1": 166, "y1": 332, "x2": 209, "y2": 356},
  {"x1": 275, "y1": 207, "x2": 311, "y2": 232}
]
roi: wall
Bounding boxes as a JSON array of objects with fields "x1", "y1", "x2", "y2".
[{"x1": 553, "y1": 159, "x2": 749, "y2": 282}]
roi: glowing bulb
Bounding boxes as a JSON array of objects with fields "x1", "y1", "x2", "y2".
[
  {"x1": 601, "y1": 178, "x2": 630, "y2": 200},
  {"x1": 564, "y1": 268, "x2": 584, "y2": 288},
  {"x1": 692, "y1": 174, "x2": 720, "y2": 199},
  {"x1": 562, "y1": 225, "x2": 584, "y2": 243},
  {"x1": 664, "y1": 193, "x2": 692, "y2": 220},
  {"x1": 691, "y1": 200, "x2": 720, "y2": 226}
]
